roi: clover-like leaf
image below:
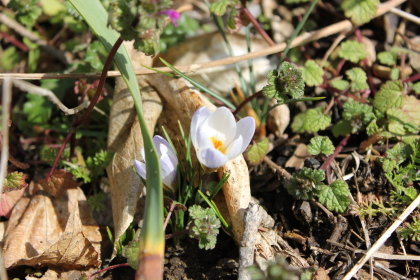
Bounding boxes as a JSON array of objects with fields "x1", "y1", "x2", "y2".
[
  {"x1": 123, "y1": 240, "x2": 139, "y2": 269},
  {"x1": 378, "y1": 51, "x2": 397, "y2": 66},
  {"x1": 346, "y1": 67, "x2": 369, "y2": 91},
  {"x1": 263, "y1": 63, "x2": 305, "y2": 102},
  {"x1": 291, "y1": 107, "x2": 331, "y2": 133},
  {"x1": 316, "y1": 180, "x2": 351, "y2": 213},
  {"x1": 307, "y1": 136, "x2": 335, "y2": 156},
  {"x1": 209, "y1": 0, "x2": 238, "y2": 16},
  {"x1": 301, "y1": 60, "x2": 324, "y2": 87},
  {"x1": 245, "y1": 138, "x2": 269, "y2": 165},
  {"x1": 373, "y1": 80, "x2": 403, "y2": 113},
  {"x1": 286, "y1": 168, "x2": 326, "y2": 200},
  {"x1": 330, "y1": 79, "x2": 349, "y2": 91},
  {"x1": 341, "y1": 0, "x2": 379, "y2": 25},
  {"x1": 412, "y1": 82, "x2": 420, "y2": 94},
  {"x1": 188, "y1": 205, "x2": 220, "y2": 250},
  {"x1": 341, "y1": 99, "x2": 375, "y2": 133},
  {"x1": 332, "y1": 120, "x2": 353, "y2": 137},
  {"x1": 339, "y1": 41, "x2": 367, "y2": 63},
  {"x1": 3, "y1": 172, "x2": 28, "y2": 193}
]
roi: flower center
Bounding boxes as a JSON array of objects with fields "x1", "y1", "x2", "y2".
[{"x1": 210, "y1": 137, "x2": 226, "y2": 154}]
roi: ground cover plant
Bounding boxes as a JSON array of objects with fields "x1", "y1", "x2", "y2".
[{"x1": 1, "y1": 0, "x2": 420, "y2": 279}]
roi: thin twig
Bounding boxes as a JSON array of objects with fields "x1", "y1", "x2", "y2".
[
  {"x1": 11, "y1": 79, "x2": 89, "y2": 115},
  {"x1": 87, "y1": 263, "x2": 130, "y2": 280},
  {"x1": 263, "y1": 156, "x2": 291, "y2": 180},
  {"x1": 342, "y1": 193, "x2": 420, "y2": 280},
  {"x1": 390, "y1": 7, "x2": 420, "y2": 25},
  {"x1": 320, "y1": 33, "x2": 346, "y2": 68},
  {"x1": 0, "y1": 0, "x2": 407, "y2": 80},
  {"x1": 0, "y1": 78, "x2": 11, "y2": 280}
]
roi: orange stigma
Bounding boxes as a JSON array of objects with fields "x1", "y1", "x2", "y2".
[{"x1": 210, "y1": 137, "x2": 226, "y2": 153}]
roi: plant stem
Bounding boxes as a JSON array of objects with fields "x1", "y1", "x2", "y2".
[
  {"x1": 278, "y1": 0, "x2": 319, "y2": 67},
  {"x1": 320, "y1": 135, "x2": 350, "y2": 170},
  {"x1": 87, "y1": 263, "x2": 130, "y2": 280},
  {"x1": 165, "y1": 229, "x2": 189, "y2": 240},
  {"x1": 242, "y1": 7, "x2": 276, "y2": 47},
  {"x1": 233, "y1": 90, "x2": 263, "y2": 116},
  {"x1": 163, "y1": 203, "x2": 177, "y2": 231},
  {"x1": 403, "y1": 72, "x2": 420, "y2": 83},
  {"x1": 74, "y1": 37, "x2": 123, "y2": 127}
]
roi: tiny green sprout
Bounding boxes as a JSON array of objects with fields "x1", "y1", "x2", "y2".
[
  {"x1": 247, "y1": 255, "x2": 301, "y2": 280},
  {"x1": 286, "y1": 168, "x2": 326, "y2": 200},
  {"x1": 187, "y1": 205, "x2": 221, "y2": 250},
  {"x1": 341, "y1": 0, "x2": 379, "y2": 25},
  {"x1": 262, "y1": 62, "x2": 305, "y2": 103},
  {"x1": 339, "y1": 41, "x2": 367, "y2": 63},
  {"x1": 398, "y1": 217, "x2": 420, "y2": 242},
  {"x1": 307, "y1": 136, "x2": 335, "y2": 156},
  {"x1": 7, "y1": 0, "x2": 42, "y2": 27}
]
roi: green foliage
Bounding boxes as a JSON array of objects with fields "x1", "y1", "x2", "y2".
[
  {"x1": 307, "y1": 136, "x2": 335, "y2": 156},
  {"x1": 291, "y1": 107, "x2": 331, "y2": 133},
  {"x1": 107, "y1": 223, "x2": 136, "y2": 257},
  {"x1": 412, "y1": 82, "x2": 420, "y2": 94},
  {"x1": 86, "y1": 150, "x2": 114, "y2": 180},
  {"x1": 262, "y1": 62, "x2": 305, "y2": 102},
  {"x1": 3, "y1": 172, "x2": 28, "y2": 192},
  {"x1": 84, "y1": 41, "x2": 109, "y2": 71},
  {"x1": 187, "y1": 205, "x2": 221, "y2": 250},
  {"x1": 316, "y1": 180, "x2": 351, "y2": 213},
  {"x1": 339, "y1": 41, "x2": 367, "y2": 63},
  {"x1": 209, "y1": 0, "x2": 239, "y2": 16},
  {"x1": 301, "y1": 60, "x2": 324, "y2": 87},
  {"x1": 245, "y1": 138, "x2": 269, "y2": 165},
  {"x1": 354, "y1": 199, "x2": 396, "y2": 219},
  {"x1": 372, "y1": 81, "x2": 403, "y2": 113},
  {"x1": 88, "y1": 192, "x2": 107, "y2": 212},
  {"x1": 7, "y1": 0, "x2": 42, "y2": 27},
  {"x1": 123, "y1": 240, "x2": 140, "y2": 269},
  {"x1": 378, "y1": 51, "x2": 397, "y2": 66},
  {"x1": 286, "y1": 168, "x2": 326, "y2": 200},
  {"x1": 341, "y1": 99, "x2": 375, "y2": 133},
  {"x1": 390, "y1": 68, "x2": 400, "y2": 80},
  {"x1": 346, "y1": 67, "x2": 369, "y2": 91},
  {"x1": 1, "y1": 46, "x2": 21, "y2": 71},
  {"x1": 398, "y1": 217, "x2": 420, "y2": 242},
  {"x1": 160, "y1": 13, "x2": 199, "y2": 53},
  {"x1": 341, "y1": 0, "x2": 379, "y2": 25},
  {"x1": 247, "y1": 255, "x2": 300, "y2": 280},
  {"x1": 23, "y1": 37, "x2": 40, "y2": 73},
  {"x1": 23, "y1": 93, "x2": 52, "y2": 124},
  {"x1": 108, "y1": 0, "x2": 174, "y2": 55},
  {"x1": 330, "y1": 79, "x2": 349, "y2": 91},
  {"x1": 384, "y1": 142, "x2": 420, "y2": 194}
]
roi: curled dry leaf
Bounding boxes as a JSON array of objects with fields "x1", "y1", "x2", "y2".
[
  {"x1": 266, "y1": 98, "x2": 290, "y2": 137},
  {"x1": 146, "y1": 74, "x2": 251, "y2": 243},
  {"x1": 106, "y1": 41, "x2": 160, "y2": 255},
  {"x1": 0, "y1": 187, "x2": 26, "y2": 218},
  {"x1": 3, "y1": 186, "x2": 101, "y2": 269},
  {"x1": 38, "y1": 170, "x2": 78, "y2": 197}
]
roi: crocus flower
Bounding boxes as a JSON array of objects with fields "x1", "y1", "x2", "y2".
[
  {"x1": 134, "y1": 135, "x2": 178, "y2": 192},
  {"x1": 158, "y1": 9, "x2": 180, "y2": 27},
  {"x1": 191, "y1": 107, "x2": 255, "y2": 172}
]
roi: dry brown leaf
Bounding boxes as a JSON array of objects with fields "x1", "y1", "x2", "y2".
[
  {"x1": 3, "y1": 186, "x2": 101, "y2": 269},
  {"x1": 154, "y1": 32, "x2": 274, "y2": 96},
  {"x1": 146, "y1": 74, "x2": 251, "y2": 243},
  {"x1": 106, "y1": 41, "x2": 160, "y2": 255},
  {"x1": 37, "y1": 170, "x2": 79, "y2": 198}
]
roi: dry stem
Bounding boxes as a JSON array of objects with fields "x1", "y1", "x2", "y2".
[{"x1": 0, "y1": 0, "x2": 406, "y2": 81}]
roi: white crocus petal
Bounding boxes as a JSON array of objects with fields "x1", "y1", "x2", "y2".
[
  {"x1": 197, "y1": 148, "x2": 228, "y2": 169},
  {"x1": 225, "y1": 135, "x2": 244, "y2": 160},
  {"x1": 235, "y1": 117, "x2": 256, "y2": 152},
  {"x1": 134, "y1": 159, "x2": 147, "y2": 181},
  {"x1": 191, "y1": 107, "x2": 211, "y2": 148},
  {"x1": 160, "y1": 154, "x2": 178, "y2": 190},
  {"x1": 134, "y1": 136, "x2": 178, "y2": 192},
  {"x1": 202, "y1": 107, "x2": 237, "y2": 146},
  {"x1": 191, "y1": 106, "x2": 256, "y2": 171},
  {"x1": 154, "y1": 135, "x2": 177, "y2": 163}
]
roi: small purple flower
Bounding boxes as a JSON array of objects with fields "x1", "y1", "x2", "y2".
[
  {"x1": 134, "y1": 135, "x2": 178, "y2": 192},
  {"x1": 158, "y1": 9, "x2": 180, "y2": 27}
]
